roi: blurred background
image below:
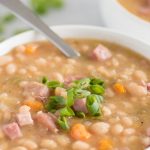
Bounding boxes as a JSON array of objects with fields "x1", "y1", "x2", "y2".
[{"x1": 0, "y1": 0, "x2": 103, "y2": 41}]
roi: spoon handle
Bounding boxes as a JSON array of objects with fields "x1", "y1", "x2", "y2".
[{"x1": 0, "y1": 0, "x2": 80, "y2": 58}]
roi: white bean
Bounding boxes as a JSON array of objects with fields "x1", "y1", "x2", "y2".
[
  {"x1": 111, "y1": 124, "x2": 124, "y2": 135},
  {"x1": 40, "y1": 139, "x2": 57, "y2": 149},
  {"x1": 72, "y1": 141, "x2": 90, "y2": 150},
  {"x1": 6, "y1": 63, "x2": 17, "y2": 74},
  {"x1": 142, "y1": 137, "x2": 150, "y2": 146},
  {"x1": 90, "y1": 122, "x2": 110, "y2": 135},
  {"x1": 19, "y1": 69, "x2": 27, "y2": 75},
  {"x1": 121, "y1": 117, "x2": 133, "y2": 126},
  {"x1": 18, "y1": 139, "x2": 38, "y2": 149},
  {"x1": 36, "y1": 58, "x2": 47, "y2": 65},
  {"x1": 133, "y1": 70, "x2": 147, "y2": 81},
  {"x1": 11, "y1": 146, "x2": 27, "y2": 150},
  {"x1": 55, "y1": 135, "x2": 70, "y2": 146},
  {"x1": 0, "y1": 55, "x2": 13, "y2": 66},
  {"x1": 123, "y1": 128, "x2": 135, "y2": 135},
  {"x1": 51, "y1": 72, "x2": 64, "y2": 82},
  {"x1": 55, "y1": 87, "x2": 67, "y2": 98},
  {"x1": 126, "y1": 82, "x2": 147, "y2": 96},
  {"x1": 102, "y1": 106, "x2": 112, "y2": 117}
]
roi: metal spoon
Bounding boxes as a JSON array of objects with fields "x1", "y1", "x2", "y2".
[{"x1": 0, "y1": 0, "x2": 80, "y2": 58}]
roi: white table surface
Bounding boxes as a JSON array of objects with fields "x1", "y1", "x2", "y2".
[{"x1": 0, "y1": 0, "x2": 104, "y2": 38}]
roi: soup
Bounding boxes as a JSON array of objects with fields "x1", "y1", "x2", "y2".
[
  {"x1": 0, "y1": 39, "x2": 150, "y2": 150},
  {"x1": 118, "y1": 0, "x2": 150, "y2": 22}
]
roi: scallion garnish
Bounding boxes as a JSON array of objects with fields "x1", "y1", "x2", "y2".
[
  {"x1": 57, "y1": 116, "x2": 69, "y2": 130},
  {"x1": 86, "y1": 95, "x2": 100, "y2": 116},
  {"x1": 45, "y1": 96, "x2": 66, "y2": 112},
  {"x1": 42, "y1": 77, "x2": 106, "y2": 130}
]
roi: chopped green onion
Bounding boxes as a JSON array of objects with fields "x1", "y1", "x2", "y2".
[
  {"x1": 67, "y1": 88, "x2": 74, "y2": 106},
  {"x1": 57, "y1": 116, "x2": 69, "y2": 130},
  {"x1": 89, "y1": 85, "x2": 105, "y2": 95},
  {"x1": 42, "y1": 77, "x2": 64, "y2": 88},
  {"x1": 74, "y1": 89, "x2": 91, "y2": 99},
  {"x1": 74, "y1": 78, "x2": 91, "y2": 89},
  {"x1": 86, "y1": 95, "x2": 100, "y2": 116},
  {"x1": 59, "y1": 107, "x2": 75, "y2": 117},
  {"x1": 90, "y1": 78, "x2": 104, "y2": 86},
  {"x1": 75, "y1": 111, "x2": 85, "y2": 118},
  {"x1": 45, "y1": 96, "x2": 66, "y2": 112},
  {"x1": 2, "y1": 13, "x2": 16, "y2": 23},
  {"x1": 31, "y1": 0, "x2": 63, "y2": 15},
  {"x1": 42, "y1": 76, "x2": 48, "y2": 84}
]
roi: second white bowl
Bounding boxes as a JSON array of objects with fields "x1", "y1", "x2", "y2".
[{"x1": 99, "y1": 0, "x2": 150, "y2": 44}]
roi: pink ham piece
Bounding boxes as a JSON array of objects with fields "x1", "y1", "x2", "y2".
[
  {"x1": 36, "y1": 111, "x2": 58, "y2": 133},
  {"x1": 146, "y1": 127, "x2": 150, "y2": 136},
  {"x1": 22, "y1": 81, "x2": 50, "y2": 102},
  {"x1": 16, "y1": 105, "x2": 34, "y2": 126},
  {"x1": 2, "y1": 122, "x2": 22, "y2": 140},
  {"x1": 73, "y1": 98, "x2": 88, "y2": 113},
  {"x1": 139, "y1": 0, "x2": 150, "y2": 15},
  {"x1": 65, "y1": 75, "x2": 84, "y2": 85},
  {"x1": 147, "y1": 83, "x2": 150, "y2": 92},
  {"x1": 91, "y1": 44, "x2": 112, "y2": 61}
]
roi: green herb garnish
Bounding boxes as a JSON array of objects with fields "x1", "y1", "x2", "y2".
[
  {"x1": 2, "y1": 14, "x2": 16, "y2": 23},
  {"x1": 45, "y1": 96, "x2": 66, "y2": 112},
  {"x1": 42, "y1": 77, "x2": 105, "y2": 130},
  {"x1": 59, "y1": 107, "x2": 75, "y2": 117},
  {"x1": 57, "y1": 116, "x2": 69, "y2": 130},
  {"x1": 31, "y1": 0, "x2": 63, "y2": 15}
]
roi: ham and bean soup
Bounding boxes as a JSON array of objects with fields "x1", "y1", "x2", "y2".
[
  {"x1": 118, "y1": 0, "x2": 150, "y2": 22},
  {"x1": 0, "y1": 39, "x2": 150, "y2": 150}
]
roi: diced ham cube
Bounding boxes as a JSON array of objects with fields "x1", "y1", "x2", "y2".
[
  {"x1": 22, "y1": 81, "x2": 50, "y2": 102},
  {"x1": 65, "y1": 75, "x2": 84, "y2": 84},
  {"x1": 36, "y1": 111, "x2": 58, "y2": 133},
  {"x1": 19, "y1": 105, "x2": 31, "y2": 112},
  {"x1": 139, "y1": 6, "x2": 150, "y2": 15},
  {"x1": 73, "y1": 98, "x2": 88, "y2": 113},
  {"x1": 91, "y1": 44, "x2": 112, "y2": 61},
  {"x1": 16, "y1": 105, "x2": 34, "y2": 126},
  {"x1": 146, "y1": 128, "x2": 150, "y2": 136},
  {"x1": 147, "y1": 83, "x2": 150, "y2": 92},
  {"x1": 2, "y1": 122, "x2": 22, "y2": 140},
  {"x1": 17, "y1": 112, "x2": 33, "y2": 126}
]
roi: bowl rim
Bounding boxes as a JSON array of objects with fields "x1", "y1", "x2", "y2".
[
  {"x1": 0, "y1": 25, "x2": 149, "y2": 60},
  {"x1": 113, "y1": 0, "x2": 150, "y2": 26}
]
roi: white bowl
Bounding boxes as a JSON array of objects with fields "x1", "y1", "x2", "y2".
[
  {"x1": 99, "y1": 0, "x2": 150, "y2": 44},
  {"x1": 0, "y1": 25, "x2": 149, "y2": 60}
]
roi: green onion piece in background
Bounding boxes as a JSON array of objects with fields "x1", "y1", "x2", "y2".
[
  {"x1": 2, "y1": 13, "x2": 16, "y2": 23},
  {"x1": 57, "y1": 116, "x2": 69, "y2": 130},
  {"x1": 31, "y1": 0, "x2": 63, "y2": 15}
]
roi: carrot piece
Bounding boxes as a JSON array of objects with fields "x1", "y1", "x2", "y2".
[
  {"x1": 70, "y1": 123, "x2": 91, "y2": 140},
  {"x1": 98, "y1": 139, "x2": 113, "y2": 150},
  {"x1": 25, "y1": 45, "x2": 37, "y2": 54},
  {"x1": 113, "y1": 83, "x2": 126, "y2": 94},
  {"x1": 23, "y1": 100, "x2": 43, "y2": 111}
]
